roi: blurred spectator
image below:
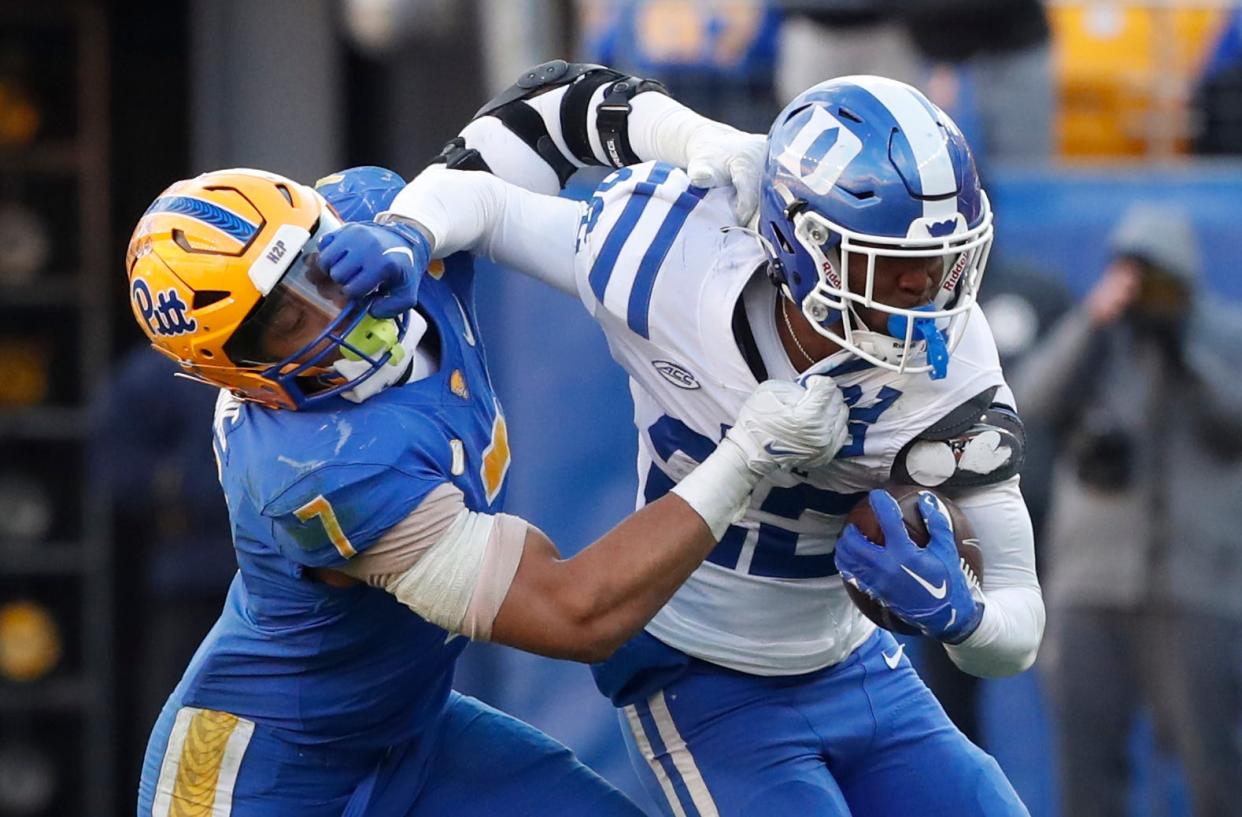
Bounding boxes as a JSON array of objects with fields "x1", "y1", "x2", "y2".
[
  {"x1": 578, "y1": 0, "x2": 781, "y2": 131},
  {"x1": 901, "y1": 0, "x2": 1052, "y2": 163},
  {"x1": 91, "y1": 345, "x2": 233, "y2": 776},
  {"x1": 1011, "y1": 204, "x2": 1242, "y2": 817},
  {"x1": 1193, "y1": 7, "x2": 1242, "y2": 155},
  {"x1": 775, "y1": 1, "x2": 920, "y2": 104},
  {"x1": 914, "y1": 262, "x2": 1072, "y2": 746}
]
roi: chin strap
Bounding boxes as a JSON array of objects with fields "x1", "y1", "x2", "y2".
[
  {"x1": 335, "y1": 310, "x2": 429, "y2": 404},
  {"x1": 721, "y1": 224, "x2": 786, "y2": 285}
]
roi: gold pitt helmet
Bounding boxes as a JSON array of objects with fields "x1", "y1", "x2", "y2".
[{"x1": 125, "y1": 168, "x2": 405, "y2": 409}]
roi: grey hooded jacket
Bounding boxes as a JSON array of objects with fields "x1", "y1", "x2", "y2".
[{"x1": 1010, "y1": 204, "x2": 1242, "y2": 617}]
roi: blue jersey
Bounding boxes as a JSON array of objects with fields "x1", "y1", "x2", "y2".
[{"x1": 173, "y1": 255, "x2": 512, "y2": 751}]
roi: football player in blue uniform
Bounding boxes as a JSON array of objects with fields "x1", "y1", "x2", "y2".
[
  {"x1": 332, "y1": 65, "x2": 1043, "y2": 816},
  {"x1": 127, "y1": 138, "x2": 849, "y2": 816}
]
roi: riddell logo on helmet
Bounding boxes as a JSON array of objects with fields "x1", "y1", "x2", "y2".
[
  {"x1": 132, "y1": 278, "x2": 198, "y2": 337},
  {"x1": 821, "y1": 259, "x2": 841, "y2": 288},
  {"x1": 942, "y1": 250, "x2": 971, "y2": 293}
]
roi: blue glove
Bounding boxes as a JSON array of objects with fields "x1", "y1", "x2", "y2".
[
  {"x1": 317, "y1": 221, "x2": 430, "y2": 318},
  {"x1": 835, "y1": 489, "x2": 983, "y2": 643}
]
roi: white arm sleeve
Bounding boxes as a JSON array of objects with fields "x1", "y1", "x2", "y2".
[
  {"x1": 627, "y1": 90, "x2": 745, "y2": 168},
  {"x1": 943, "y1": 476, "x2": 1045, "y2": 678},
  {"x1": 337, "y1": 483, "x2": 529, "y2": 640},
  {"x1": 382, "y1": 165, "x2": 583, "y2": 297}
]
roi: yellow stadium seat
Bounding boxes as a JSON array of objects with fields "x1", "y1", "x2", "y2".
[{"x1": 1051, "y1": 3, "x2": 1226, "y2": 157}]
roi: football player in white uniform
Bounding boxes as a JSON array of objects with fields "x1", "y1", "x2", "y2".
[{"x1": 328, "y1": 64, "x2": 1042, "y2": 816}]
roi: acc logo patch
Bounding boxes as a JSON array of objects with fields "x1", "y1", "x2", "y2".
[
  {"x1": 131, "y1": 278, "x2": 197, "y2": 337},
  {"x1": 653, "y1": 360, "x2": 700, "y2": 390}
]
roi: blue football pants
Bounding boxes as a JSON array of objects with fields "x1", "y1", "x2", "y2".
[
  {"x1": 137, "y1": 690, "x2": 643, "y2": 816},
  {"x1": 619, "y1": 629, "x2": 1029, "y2": 817}
]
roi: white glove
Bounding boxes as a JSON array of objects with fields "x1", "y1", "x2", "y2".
[
  {"x1": 672, "y1": 376, "x2": 850, "y2": 539},
  {"x1": 723, "y1": 376, "x2": 850, "y2": 476},
  {"x1": 685, "y1": 126, "x2": 767, "y2": 225}
]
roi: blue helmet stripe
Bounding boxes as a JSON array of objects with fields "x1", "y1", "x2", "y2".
[{"x1": 144, "y1": 195, "x2": 260, "y2": 243}]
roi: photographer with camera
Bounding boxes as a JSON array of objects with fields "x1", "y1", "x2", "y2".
[{"x1": 1011, "y1": 203, "x2": 1242, "y2": 817}]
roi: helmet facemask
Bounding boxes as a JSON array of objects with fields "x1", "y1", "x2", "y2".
[
  {"x1": 786, "y1": 194, "x2": 993, "y2": 379},
  {"x1": 220, "y1": 208, "x2": 414, "y2": 407}
]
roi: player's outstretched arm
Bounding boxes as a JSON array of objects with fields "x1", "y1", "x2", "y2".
[
  {"x1": 491, "y1": 377, "x2": 846, "y2": 661},
  {"x1": 381, "y1": 164, "x2": 585, "y2": 297},
  {"x1": 316, "y1": 62, "x2": 766, "y2": 314},
  {"x1": 338, "y1": 378, "x2": 848, "y2": 662},
  {"x1": 440, "y1": 60, "x2": 764, "y2": 222}
]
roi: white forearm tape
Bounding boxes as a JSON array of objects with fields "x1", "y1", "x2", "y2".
[
  {"x1": 670, "y1": 438, "x2": 761, "y2": 540},
  {"x1": 338, "y1": 484, "x2": 527, "y2": 641}
]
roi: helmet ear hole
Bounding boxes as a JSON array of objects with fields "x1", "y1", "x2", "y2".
[{"x1": 192, "y1": 289, "x2": 230, "y2": 309}]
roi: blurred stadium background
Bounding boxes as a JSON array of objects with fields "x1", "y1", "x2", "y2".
[{"x1": 1, "y1": 1, "x2": 1240, "y2": 814}]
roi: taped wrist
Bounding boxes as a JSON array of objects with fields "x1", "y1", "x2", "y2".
[{"x1": 670, "y1": 438, "x2": 759, "y2": 540}]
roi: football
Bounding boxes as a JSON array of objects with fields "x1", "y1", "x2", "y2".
[{"x1": 840, "y1": 487, "x2": 984, "y2": 635}]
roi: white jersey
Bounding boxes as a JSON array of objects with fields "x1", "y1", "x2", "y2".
[{"x1": 572, "y1": 162, "x2": 1009, "y2": 675}]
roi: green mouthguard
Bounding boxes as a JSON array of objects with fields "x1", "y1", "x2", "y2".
[{"x1": 342, "y1": 314, "x2": 405, "y2": 366}]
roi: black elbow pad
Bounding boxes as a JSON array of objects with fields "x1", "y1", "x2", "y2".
[
  {"x1": 892, "y1": 390, "x2": 1027, "y2": 489},
  {"x1": 477, "y1": 59, "x2": 668, "y2": 169}
]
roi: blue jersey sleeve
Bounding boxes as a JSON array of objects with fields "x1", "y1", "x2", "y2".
[{"x1": 261, "y1": 459, "x2": 447, "y2": 568}]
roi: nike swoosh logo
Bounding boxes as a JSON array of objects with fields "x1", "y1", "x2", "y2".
[
  {"x1": 452, "y1": 294, "x2": 476, "y2": 346},
  {"x1": 764, "y1": 441, "x2": 801, "y2": 457},
  {"x1": 882, "y1": 643, "x2": 905, "y2": 670},
  {"x1": 383, "y1": 246, "x2": 415, "y2": 264},
  {"x1": 901, "y1": 564, "x2": 948, "y2": 599}
]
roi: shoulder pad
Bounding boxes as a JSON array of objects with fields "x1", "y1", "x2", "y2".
[
  {"x1": 314, "y1": 166, "x2": 406, "y2": 222},
  {"x1": 247, "y1": 405, "x2": 453, "y2": 567},
  {"x1": 918, "y1": 386, "x2": 997, "y2": 440},
  {"x1": 891, "y1": 392, "x2": 1026, "y2": 489},
  {"x1": 264, "y1": 460, "x2": 446, "y2": 568}
]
